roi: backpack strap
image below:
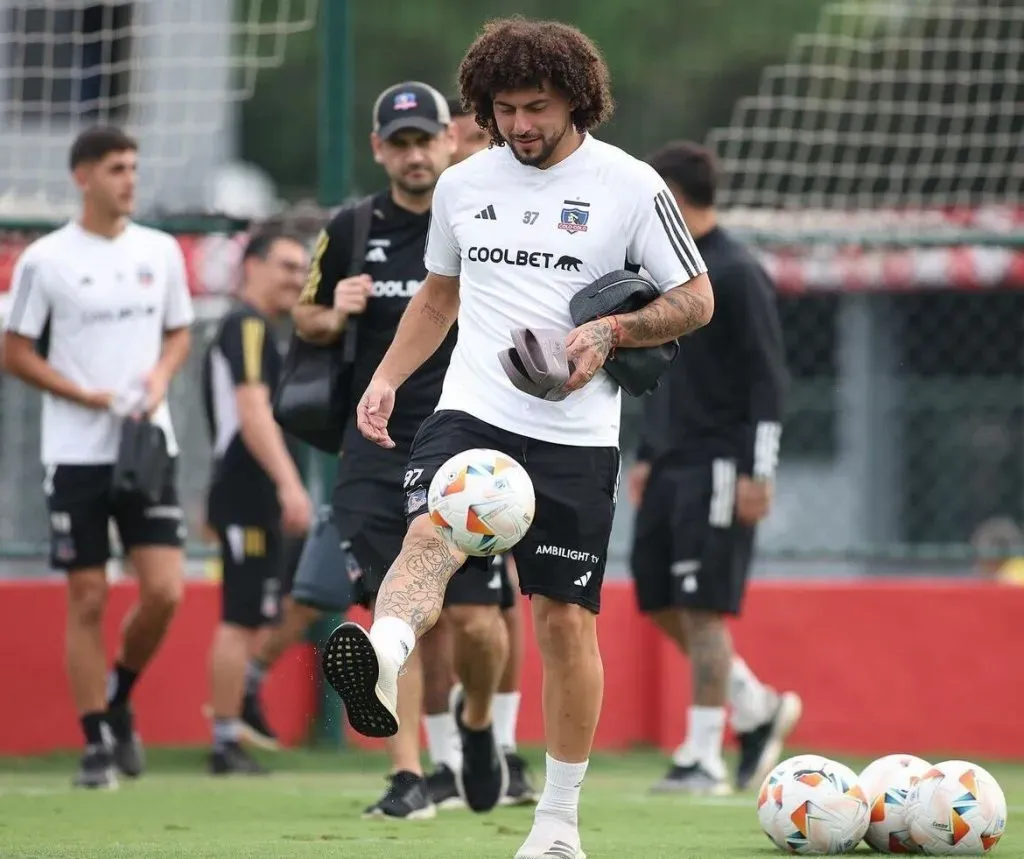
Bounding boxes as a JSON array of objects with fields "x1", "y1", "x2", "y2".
[{"x1": 341, "y1": 195, "x2": 375, "y2": 364}]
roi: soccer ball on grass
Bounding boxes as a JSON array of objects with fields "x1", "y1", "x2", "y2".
[
  {"x1": 427, "y1": 448, "x2": 535, "y2": 556},
  {"x1": 904, "y1": 760, "x2": 1007, "y2": 855},
  {"x1": 859, "y1": 754, "x2": 932, "y2": 853},
  {"x1": 757, "y1": 754, "x2": 870, "y2": 854}
]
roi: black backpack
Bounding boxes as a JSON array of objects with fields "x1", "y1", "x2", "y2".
[{"x1": 272, "y1": 196, "x2": 374, "y2": 454}]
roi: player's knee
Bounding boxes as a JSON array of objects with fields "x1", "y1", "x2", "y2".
[
  {"x1": 67, "y1": 574, "x2": 108, "y2": 626},
  {"x1": 448, "y1": 604, "x2": 502, "y2": 651},
  {"x1": 403, "y1": 514, "x2": 468, "y2": 568},
  {"x1": 532, "y1": 596, "x2": 597, "y2": 661},
  {"x1": 144, "y1": 576, "x2": 183, "y2": 616},
  {"x1": 405, "y1": 513, "x2": 439, "y2": 543}
]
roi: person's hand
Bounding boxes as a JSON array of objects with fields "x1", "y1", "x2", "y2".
[
  {"x1": 141, "y1": 367, "x2": 170, "y2": 416},
  {"x1": 736, "y1": 476, "x2": 772, "y2": 526},
  {"x1": 80, "y1": 390, "x2": 115, "y2": 411},
  {"x1": 628, "y1": 461, "x2": 652, "y2": 507},
  {"x1": 278, "y1": 480, "x2": 313, "y2": 536},
  {"x1": 357, "y1": 377, "x2": 397, "y2": 449},
  {"x1": 334, "y1": 275, "x2": 373, "y2": 315},
  {"x1": 559, "y1": 317, "x2": 618, "y2": 395}
]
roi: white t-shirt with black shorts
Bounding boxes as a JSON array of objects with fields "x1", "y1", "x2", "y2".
[
  {"x1": 4, "y1": 221, "x2": 195, "y2": 571},
  {"x1": 405, "y1": 134, "x2": 708, "y2": 611}
]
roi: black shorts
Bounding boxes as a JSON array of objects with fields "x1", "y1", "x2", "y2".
[
  {"x1": 45, "y1": 460, "x2": 184, "y2": 572},
  {"x1": 216, "y1": 523, "x2": 284, "y2": 629},
  {"x1": 404, "y1": 410, "x2": 620, "y2": 614},
  {"x1": 630, "y1": 459, "x2": 754, "y2": 616},
  {"x1": 333, "y1": 473, "x2": 509, "y2": 611}
]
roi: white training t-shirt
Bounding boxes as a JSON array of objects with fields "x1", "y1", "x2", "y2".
[
  {"x1": 4, "y1": 221, "x2": 195, "y2": 465},
  {"x1": 424, "y1": 133, "x2": 708, "y2": 447}
]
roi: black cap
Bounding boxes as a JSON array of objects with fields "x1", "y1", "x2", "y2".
[{"x1": 373, "y1": 81, "x2": 451, "y2": 140}]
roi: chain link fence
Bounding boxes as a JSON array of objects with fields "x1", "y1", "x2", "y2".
[{"x1": 9, "y1": 225, "x2": 1019, "y2": 575}]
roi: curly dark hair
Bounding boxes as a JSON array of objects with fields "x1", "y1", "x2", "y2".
[{"x1": 457, "y1": 16, "x2": 614, "y2": 147}]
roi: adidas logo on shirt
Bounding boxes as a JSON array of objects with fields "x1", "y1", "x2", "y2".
[
  {"x1": 474, "y1": 204, "x2": 497, "y2": 220},
  {"x1": 573, "y1": 571, "x2": 592, "y2": 588}
]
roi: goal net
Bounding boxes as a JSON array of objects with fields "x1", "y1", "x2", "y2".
[
  {"x1": 708, "y1": 0, "x2": 1024, "y2": 248},
  {"x1": 703, "y1": 0, "x2": 1024, "y2": 564},
  {"x1": 0, "y1": 0, "x2": 319, "y2": 221},
  {"x1": 0, "y1": 2, "x2": 322, "y2": 563}
]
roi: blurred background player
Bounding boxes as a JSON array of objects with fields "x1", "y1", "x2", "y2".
[
  {"x1": 242, "y1": 81, "x2": 513, "y2": 820},
  {"x1": 201, "y1": 227, "x2": 313, "y2": 775},
  {"x1": 416, "y1": 96, "x2": 536, "y2": 811},
  {"x1": 446, "y1": 96, "x2": 490, "y2": 161},
  {"x1": 629, "y1": 141, "x2": 801, "y2": 795},
  {"x1": 1, "y1": 126, "x2": 194, "y2": 789},
  {"x1": 970, "y1": 517, "x2": 1024, "y2": 585}
]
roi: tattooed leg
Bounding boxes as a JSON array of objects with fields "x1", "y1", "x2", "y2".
[
  {"x1": 661, "y1": 608, "x2": 732, "y2": 777},
  {"x1": 680, "y1": 609, "x2": 732, "y2": 707},
  {"x1": 320, "y1": 516, "x2": 468, "y2": 739},
  {"x1": 374, "y1": 515, "x2": 467, "y2": 638}
]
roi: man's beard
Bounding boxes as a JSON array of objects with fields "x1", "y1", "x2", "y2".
[
  {"x1": 394, "y1": 170, "x2": 436, "y2": 196},
  {"x1": 507, "y1": 123, "x2": 569, "y2": 168}
]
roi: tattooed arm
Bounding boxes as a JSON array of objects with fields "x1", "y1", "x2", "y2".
[
  {"x1": 560, "y1": 274, "x2": 713, "y2": 395},
  {"x1": 608, "y1": 274, "x2": 713, "y2": 347}
]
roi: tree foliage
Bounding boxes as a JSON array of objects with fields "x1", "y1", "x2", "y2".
[{"x1": 241, "y1": 0, "x2": 832, "y2": 199}]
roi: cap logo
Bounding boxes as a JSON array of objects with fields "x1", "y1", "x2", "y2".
[{"x1": 393, "y1": 91, "x2": 418, "y2": 111}]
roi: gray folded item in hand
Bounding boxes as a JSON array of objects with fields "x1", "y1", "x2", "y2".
[{"x1": 497, "y1": 327, "x2": 574, "y2": 401}]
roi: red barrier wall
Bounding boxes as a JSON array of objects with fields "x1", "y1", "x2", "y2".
[
  {"x1": 0, "y1": 579, "x2": 317, "y2": 755},
  {"x1": 2, "y1": 578, "x2": 1022, "y2": 759}
]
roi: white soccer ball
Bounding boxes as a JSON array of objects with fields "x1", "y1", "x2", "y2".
[
  {"x1": 427, "y1": 448, "x2": 535, "y2": 557},
  {"x1": 904, "y1": 760, "x2": 1007, "y2": 855},
  {"x1": 859, "y1": 754, "x2": 932, "y2": 853},
  {"x1": 757, "y1": 755, "x2": 870, "y2": 854},
  {"x1": 758, "y1": 755, "x2": 836, "y2": 849}
]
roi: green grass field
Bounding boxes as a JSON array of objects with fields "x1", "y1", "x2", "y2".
[{"x1": 0, "y1": 748, "x2": 1019, "y2": 858}]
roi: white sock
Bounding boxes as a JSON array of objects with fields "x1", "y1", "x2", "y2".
[
  {"x1": 424, "y1": 713, "x2": 459, "y2": 769},
  {"x1": 423, "y1": 714, "x2": 450, "y2": 768},
  {"x1": 493, "y1": 691, "x2": 521, "y2": 753},
  {"x1": 535, "y1": 754, "x2": 588, "y2": 827},
  {"x1": 729, "y1": 656, "x2": 777, "y2": 733},
  {"x1": 368, "y1": 617, "x2": 416, "y2": 669},
  {"x1": 448, "y1": 715, "x2": 463, "y2": 771},
  {"x1": 673, "y1": 706, "x2": 727, "y2": 777}
]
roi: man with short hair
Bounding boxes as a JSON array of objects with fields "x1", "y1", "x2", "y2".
[
  {"x1": 629, "y1": 140, "x2": 801, "y2": 796},
  {"x1": 322, "y1": 19, "x2": 714, "y2": 859},
  {"x1": 201, "y1": 227, "x2": 313, "y2": 775},
  {"x1": 3, "y1": 126, "x2": 194, "y2": 789},
  {"x1": 242, "y1": 81, "x2": 514, "y2": 820}
]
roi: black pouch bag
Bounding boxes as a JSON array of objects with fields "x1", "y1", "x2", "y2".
[
  {"x1": 272, "y1": 196, "x2": 374, "y2": 453},
  {"x1": 112, "y1": 416, "x2": 170, "y2": 506}
]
